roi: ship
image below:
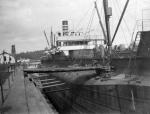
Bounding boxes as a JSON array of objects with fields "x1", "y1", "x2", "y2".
[
  {"x1": 41, "y1": 19, "x2": 106, "y2": 67},
  {"x1": 38, "y1": 0, "x2": 150, "y2": 113}
]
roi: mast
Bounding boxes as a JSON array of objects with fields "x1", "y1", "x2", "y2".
[
  {"x1": 94, "y1": 1, "x2": 107, "y2": 44},
  {"x1": 103, "y1": 0, "x2": 112, "y2": 63},
  {"x1": 53, "y1": 34, "x2": 56, "y2": 47},
  {"x1": 43, "y1": 30, "x2": 51, "y2": 49},
  {"x1": 50, "y1": 27, "x2": 53, "y2": 48}
]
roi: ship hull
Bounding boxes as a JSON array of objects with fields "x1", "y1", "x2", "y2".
[
  {"x1": 45, "y1": 83, "x2": 150, "y2": 114},
  {"x1": 41, "y1": 57, "x2": 150, "y2": 114}
]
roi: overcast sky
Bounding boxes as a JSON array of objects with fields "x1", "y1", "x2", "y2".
[{"x1": 0, "y1": 0, "x2": 150, "y2": 53}]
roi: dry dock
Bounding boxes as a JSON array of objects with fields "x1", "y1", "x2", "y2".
[{"x1": 0, "y1": 66, "x2": 57, "y2": 114}]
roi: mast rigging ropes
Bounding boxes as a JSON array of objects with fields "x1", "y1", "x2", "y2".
[
  {"x1": 95, "y1": 1, "x2": 107, "y2": 44},
  {"x1": 111, "y1": 0, "x2": 130, "y2": 44},
  {"x1": 111, "y1": 0, "x2": 128, "y2": 45},
  {"x1": 43, "y1": 30, "x2": 51, "y2": 49},
  {"x1": 75, "y1": 3, "x2": 93, "y2": 32}
]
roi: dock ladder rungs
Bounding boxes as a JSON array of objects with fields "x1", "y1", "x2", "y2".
[
  {"x1": 40, "y1": 78, "x2": 56, "y2": 82},
  {"x1": 40, "y1": 83, "x2": 66, "y2": 89},
  {"x1": 45, "y1": 88, "x2": 71, "y2": 93},
  {"x1": 42, "y1": 81, "x2": 61, "y2": 85}
]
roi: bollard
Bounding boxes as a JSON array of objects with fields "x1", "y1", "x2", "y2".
[{"x1": 24, "y1": 72, "x2": 28, "y2": 78}]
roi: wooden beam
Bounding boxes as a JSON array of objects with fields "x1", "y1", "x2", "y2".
[
  {"x1": 24, "y1": 66, "x2": 108, "y2": 74},
  {"x1": 41, "y1": 81, "x2": 61, "y2": 85}
]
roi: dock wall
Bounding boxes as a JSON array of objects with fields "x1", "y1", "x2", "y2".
[{"x1": 46, "y1": 82, "x2": 150, "y2": 114}]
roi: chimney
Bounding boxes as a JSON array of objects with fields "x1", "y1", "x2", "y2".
[{"x1": 62, "y1": 20, "x2": 68, "y2": 36}]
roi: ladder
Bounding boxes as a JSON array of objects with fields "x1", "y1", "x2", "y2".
[
  {"x1": 132, "y1": 31, "x2": 141, "y2": 52},
  {"x1": 126, "y1": 31, "x2": 141, "y2": 77}
]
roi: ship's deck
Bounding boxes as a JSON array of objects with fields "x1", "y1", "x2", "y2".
[{"x1": 85, "y1": 74, "x2": 150, "y2": 86}]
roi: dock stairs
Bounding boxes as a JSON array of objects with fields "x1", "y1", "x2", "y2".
[{"x1": 30, "y1": 74, "x2": 70, "y2": 94}]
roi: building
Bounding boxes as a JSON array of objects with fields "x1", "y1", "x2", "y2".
[{"x1": 0, "y1": 51, "x2": 15, "y2": 64}]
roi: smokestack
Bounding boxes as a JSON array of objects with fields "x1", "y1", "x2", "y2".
[{"x1": 62, "y1": 20, "x2": 68, "y2": 36}]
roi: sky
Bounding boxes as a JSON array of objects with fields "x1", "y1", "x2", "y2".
[{"x1": 0, "y1": 0, "x2": 150, "y2": 53}]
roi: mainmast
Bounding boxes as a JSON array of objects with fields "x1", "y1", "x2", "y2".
[
  {"x1": 50, "y1": 27, "x2": 54, "y2": 48},
  {"x1": 103, "y1": 0, "x2": 112, "y2": 63}
]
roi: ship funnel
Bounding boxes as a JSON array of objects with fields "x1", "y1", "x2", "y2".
[{"x1": 62, "y1": 20, "x2": 68, "y2": 36}]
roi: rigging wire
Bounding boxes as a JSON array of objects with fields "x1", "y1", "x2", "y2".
[
  {"x1": 95, "y1": 2, "x2": 104, "y2": 30},
  {"x1": 94, "y1": 0, "x2": 105, "y2": 45},
  {"x1": 111, "y1": 0, "x2": 130, "y2": 44},
  {"x1": 129, "y1": 0, "x2": 138, "y2": 44},
  {"x1": 75, "y1": 3, "x2": 94, "y2": 32},
  {"x1": 85, "y1": 8, "x2": 95, "y2": 35},
  {"x1": 111, "y1": 0, "x2": 128, "y2": 45},
  {"x1": 126, "y1": 0, "x2": 139, "y2": 77},
  {"x1": 130, "y1": 22, "x2": 138, "y2": 45},
  {"x1": 43, "y1": 30, "x2": 51, "y2": 49},
  {"x1": 75, "y1": 3, "x2": 95, "y2": 60},
  {"x1": 116, "y1": 0, "x2": 132, "y2": 37},
  {"x1": 84, "y1": 7, "x2": 95, "y2": 50},
  {"x1": 107, "y1": 0, "x2": 128, "y2": 60}
]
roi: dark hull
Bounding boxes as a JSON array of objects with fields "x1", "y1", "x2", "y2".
[
  {"x1": 42, "y1": 57, "x2": 150, "y2": 76},
  {"x1": 40, "y1": 57, "x2": 150, "y2": 114},
  {"x1": 45, "y1": 83, "x2": 150, "y2": 114}
]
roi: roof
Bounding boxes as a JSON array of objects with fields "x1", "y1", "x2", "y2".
[
  {"x1": 57, "y1": 35, "x2": 104, "y2": 42},
  {"x1": 58, "y1": 45, "x2": 95, "y2": 51}
]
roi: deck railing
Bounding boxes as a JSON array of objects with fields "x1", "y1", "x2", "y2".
[{"x1": 0, "y1": 64, "x2": 16, "y2": 105}]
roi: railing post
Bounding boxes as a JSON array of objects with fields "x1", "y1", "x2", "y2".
[
  {"x1": 11, "y1": 65, "x2": 14, "y2": 82},
  {"x1": 0, "y1": 82, "x2": 4, "y2": 104},
  {"x1": 8, "y1": 77, "x2": 11, "y2": 89},
  {"x1": 13, "y1": 65, "x2": 16, "y2": 77},
  {"x1": 8, "y1": 65, "x2": 11, "y2": 88},
  {"x1": 12, "y1": 72, "x2": 14, "y2": 82}
]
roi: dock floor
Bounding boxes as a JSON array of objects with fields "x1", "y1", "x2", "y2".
[{"x1": 1, "y1": 66, "x2": 57, "y2": 114}]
